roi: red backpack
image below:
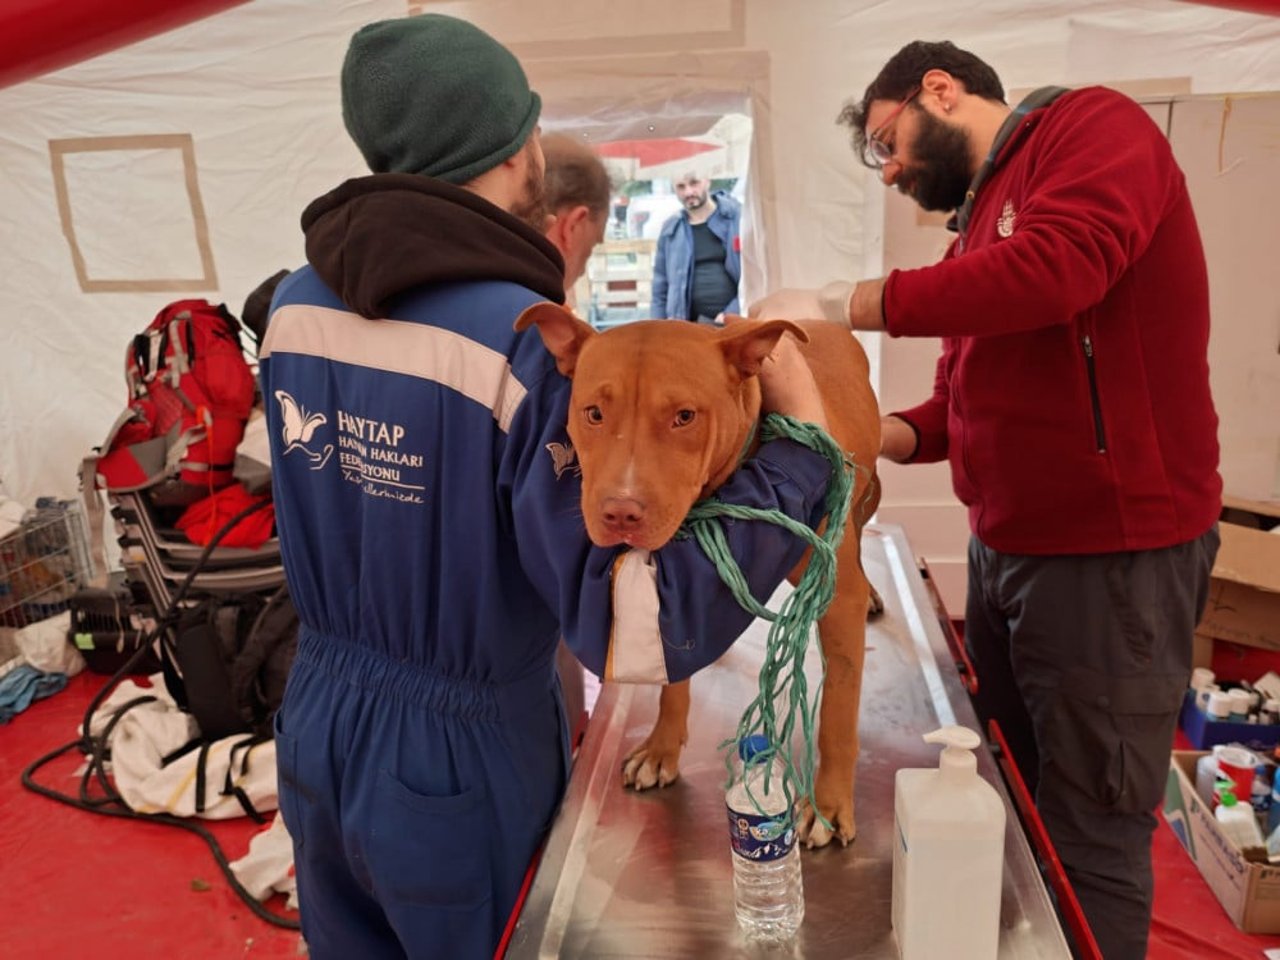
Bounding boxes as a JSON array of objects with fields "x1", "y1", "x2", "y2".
[{"x1": 92, "y1": 299, "x2": 257, "y2": 493}]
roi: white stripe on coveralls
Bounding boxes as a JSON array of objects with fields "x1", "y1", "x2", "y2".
[
  {"x1": 260, "y1": 304, "x2": 528, "y2": 432},
  {"x1": 264, "y1": 302, "x2": 668, "y2": 677}
]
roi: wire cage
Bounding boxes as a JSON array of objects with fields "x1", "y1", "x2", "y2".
[{"x1": 0, "y1": 498, "x2": 93, "y2": 632}]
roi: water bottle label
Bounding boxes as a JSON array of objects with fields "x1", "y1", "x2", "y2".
[{"x1": 726, "y1": 804, "x2": 796, "y2": 862}]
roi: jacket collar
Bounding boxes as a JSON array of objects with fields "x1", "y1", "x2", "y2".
[{"x1": 947, "y1": 86, "x2": 1072, "y2": 243}]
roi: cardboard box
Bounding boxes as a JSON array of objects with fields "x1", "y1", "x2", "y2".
[
  {"x1": 1163, "y1": 751, "x2": 1280, "y2": 934},
  {"x1": 1197, "y1": 497, "x2": 1280, "y2": 653},
  {"x1": 1193, "y1": 632, "x2": 1214, "y2": 671}
]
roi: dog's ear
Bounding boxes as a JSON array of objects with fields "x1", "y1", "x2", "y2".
[
  {"x1": 717, "y1": 319, "x2": 809, "y2": 379},
  {"x1": 514, "y1": 301, "x2": 596, "y2": 377}
]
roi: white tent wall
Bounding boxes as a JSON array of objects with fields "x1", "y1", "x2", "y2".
[
  {"x1": 0, "y1": 0, "x2": 373, "y2": 509},
  {"x1": 0, "y1": 0, "x2": 1276, "y2": 612}
]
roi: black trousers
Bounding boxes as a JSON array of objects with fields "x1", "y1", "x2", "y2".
[{"x1": 964, "y1": 527, "x2": 1218, "y2": 960}]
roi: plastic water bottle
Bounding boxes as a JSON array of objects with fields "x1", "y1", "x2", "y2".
[
  {"x1": 725, "y1": 734, "x2": 804, "y2": 940},
  {"x1": 1267, "y1": 766, "x2": 1280, "y2": 836}
]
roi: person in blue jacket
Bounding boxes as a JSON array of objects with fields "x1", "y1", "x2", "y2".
[
  {"x1": 261, "y1": 15, "x2": 835, "y2": 960},
  {"x1": 650, "y1": 170, "x2": 743, "y2": 320}
]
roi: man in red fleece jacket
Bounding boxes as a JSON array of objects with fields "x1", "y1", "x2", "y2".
[{"x1": 754, "y1": 41, "x2": 1221, "y2": 960}]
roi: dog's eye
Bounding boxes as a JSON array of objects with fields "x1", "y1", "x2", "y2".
[
  {"x1": 584, "y1": 405, "x2": 604, "y2": 425},
  {"x1": 673, "y1": 409, "x2": 696, "y2": 427}
]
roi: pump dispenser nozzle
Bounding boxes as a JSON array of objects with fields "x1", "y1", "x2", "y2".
[{"x1": 922, "y1": 725, "x2": 981, "y2": 776}]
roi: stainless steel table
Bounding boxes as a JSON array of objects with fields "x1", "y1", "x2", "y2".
[{"x1": 508, "y1": 524, "x2": 1071, "y2": 959}]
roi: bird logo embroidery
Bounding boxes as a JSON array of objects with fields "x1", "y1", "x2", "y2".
[
  {"x1": 997, "y1": 199, "x2": 1016, "y2": 238},
  {"x1": 275, "y1": 390, "x2": 333, "y2": 470},
  {"x1": 545, "y1": 441, "x2": 579, "y2": 480}
]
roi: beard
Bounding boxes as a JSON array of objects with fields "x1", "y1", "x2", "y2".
[
  {"x1": 896, "y1": 109, "x2": 973, "y2": 213},
  {"x1": 684, "y1": 191, "x2": 707, "y2": 210},
  {"x1": 510, "y1": 156, "x2": 548, "y2": 231}
]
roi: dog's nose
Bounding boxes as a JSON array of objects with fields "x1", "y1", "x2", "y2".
[{"x1": 601, "y1": 497, "x2": 646, "y2": 532}]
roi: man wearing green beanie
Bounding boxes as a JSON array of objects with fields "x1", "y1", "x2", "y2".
[{"x1": 261, "y1": 14, "x2": 836, "y2": 959}]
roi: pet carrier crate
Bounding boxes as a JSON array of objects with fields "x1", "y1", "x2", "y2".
[{"x1": 0, "y1": 498, "x2": 93, "y2": 677}]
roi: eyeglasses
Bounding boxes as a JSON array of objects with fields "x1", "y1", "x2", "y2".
[{"x1": 865, "y1": 86, "x2": 921, "y2": 167}]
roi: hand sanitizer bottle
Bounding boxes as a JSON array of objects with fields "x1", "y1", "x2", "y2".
[{"x1": 892, "y1": 725, "x2": 1006, "y2": 960}]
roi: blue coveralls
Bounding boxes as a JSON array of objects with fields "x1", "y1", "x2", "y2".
[{"x1": 261, "y1": 224, "x2": 831, "y2": 959}]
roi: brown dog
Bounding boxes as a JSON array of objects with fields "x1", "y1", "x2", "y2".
[{"x1": 515, "y1": 304, "x2": 880, "y2": 848}]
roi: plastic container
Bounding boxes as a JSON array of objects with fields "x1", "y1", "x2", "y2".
[
  {"x1": 726, "y1": 735, "x2": 804, "y2": 941},
  {"x1": 1265, "y1": 820, "x2": 1280, "y2": 863},
  {"x1": 1215, "y1": 787, "x2": 1265, "y2": 850},
  {"x1": 1268, "y1": 769, "x2": 1280, "y2": 837},
  {"x1": 1196, "y1": 747, "x2": 1224, "y2": 806},
  {"x1": 1207, "y1": 690, "x2": 1232, "y2": 721},
  {"x1": 1253, "y1": 770, "x2": 1273, "y2": 814},
  {"x1": 1228, "y1": 688, "x2": 1252, "y2": 722},
  {"x1": 1196, "y1": 683, "x2": 1220, "y2": 712},
  {"x1": 1218, "y1": 745, "x2": 1264, "y2": 805},
  {"x1": 1256, "y1": 672, "x2": 1280, "y2": 703},
  {"x1": 892, "y1": 725, "x2": 1006, "y2": 960}
]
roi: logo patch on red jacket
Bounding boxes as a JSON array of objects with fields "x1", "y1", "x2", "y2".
[{"x1": 997, "y1": 200, "x2": 1016, "y2": 238}]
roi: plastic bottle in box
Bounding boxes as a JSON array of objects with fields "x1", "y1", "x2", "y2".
[{"x1": 1215, "y1": 787, "x2": 1265, "y2": 850}]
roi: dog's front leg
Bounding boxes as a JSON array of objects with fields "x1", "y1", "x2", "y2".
[
  {"x1": 621, "y1": 679, "x2": 690, "y2": 790},
  {"x1": 797, "y1": 546, "x2": 869, "y2": 848}
]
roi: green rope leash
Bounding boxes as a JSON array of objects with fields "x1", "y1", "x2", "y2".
[{"x1": 677, "y1": 413, "x2": 861, "y2": 834}]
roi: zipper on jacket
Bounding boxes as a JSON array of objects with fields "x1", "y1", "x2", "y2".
[
  {"x1": 950, "y1": 371, "x2": 985, "y2": 537},
  {"x1": 1081, "y1": 335, "x2": 1107, "y2": 453}
]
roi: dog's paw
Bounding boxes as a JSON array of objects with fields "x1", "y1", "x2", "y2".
[
  {"x1": 621, "y1": 741, "x2": 682, "y2": 790},
  {"x1": 796, "y1": 794, "x2": 857, "y2": 849},
  {"x1": 867, "y1": 583, "x2": 885, "y2": 619}
]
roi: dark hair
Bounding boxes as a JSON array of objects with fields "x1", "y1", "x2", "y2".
[
  {"x1": 542, "y1": 133, "x2": 612, "y2": 218},
  {"x1": 837, "y1": 41, "x2": 1006, "y2": 167}
]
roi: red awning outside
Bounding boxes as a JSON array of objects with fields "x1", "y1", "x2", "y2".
[{"x1": 594, "y1": 138, "x2": 720, "y2": 170}]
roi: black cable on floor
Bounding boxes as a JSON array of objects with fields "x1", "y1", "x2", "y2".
[{"x1": 20, "y1": 497, "x2": 301, "y2": 931}]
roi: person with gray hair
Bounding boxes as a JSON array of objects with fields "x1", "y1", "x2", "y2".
[
  {"x1": 541, "y1": 132, "x2": 611, "y2": 291},
  {"x1": 261, "y1": 14, "x2": 837, "y2": 958}
]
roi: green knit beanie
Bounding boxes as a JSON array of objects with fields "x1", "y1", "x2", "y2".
[{"x1": 341, "y1": 15, "x2": 541, "y2": 184}]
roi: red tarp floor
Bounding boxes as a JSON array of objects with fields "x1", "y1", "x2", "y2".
[
  {"x1": 4, "y1": 669, "x2": 1280, "y2": 959},
  {"x1": 1, "y1": 672, "x2": 302, "y2": 959}
]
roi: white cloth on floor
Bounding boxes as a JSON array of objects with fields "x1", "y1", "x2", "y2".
[
  {"x1": 230, "y1": 810, "x2": 298, "y2": 910},
  {"x1": 16, "y1": 610, "x2": 85, "y2": 676},
  {"x1": 87, "y1": 672, "x2": 278, "y2": 819}
]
